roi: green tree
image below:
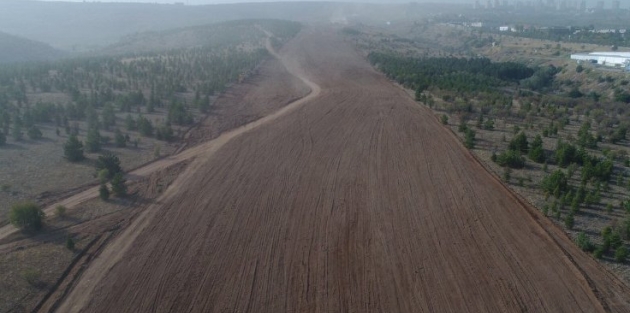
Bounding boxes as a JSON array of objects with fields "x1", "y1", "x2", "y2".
[
  {"x1": 9, "y1": 202, "x2": 45, "y2": 231},
  {"x1": 125, "y1": 114, "x2": 137, "y2": 131},
  {"x1": 102, "y1": 104, "x2": 116, "y2": 130},
  {"x1": 541, "y1": 170, "x2": 568, "y2": 194},
  {"x1": 66, "y1": 236, "x2": 75, "y2": 250},
  {"x1": 495, "y1": 150, "x2": 525, "y2": 169},
  {"x1": 615, "y1": 246, "x2": 628, "y2": 263},
  {"x1": 464, "y1": 128, "x2": 476, "y2": 149},
  {"x1": 575, "y1": 232, "x2": 594, "y2": 252},
  {"x1": 85, "y1": 127, "x2": 102, "y2": 152},
  {"x1": 27, "y1": 126, "x2": 42, "y2": 140},
  {"x1": 115, "y1": 129, "x2": 126, "y2": 147},
  {"x1": 528, "y1": 135, "x2": 545, "y2": 163},
  {"x1": 96, "y1": 154, "x2": 122, "y2": 180},
  {"x1": 509, "y1": 132, "x2": 529, "y2": 154},
  {"x1": 99, "y1": 183, "x2": 110, "y2": 201},
  {"x1": 137, "y1": 115, "x2": 153, "y2": 137},
  {"x1": 564, "y1": 213, "x2": 575, "y2": 230},
  {"x1": 64, "y1": 134, "x2": 84, "y2": 162},
  {"x1": 12, "y1": 118, "x2": 23, "y2": 141},
  {"x1": 111, "y1": 173, "x2": 127, "y2": 197}
]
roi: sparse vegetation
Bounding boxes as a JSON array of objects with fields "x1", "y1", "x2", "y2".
[{"x1": 9, "y1": 202, "x2": 44, "y2": 231}]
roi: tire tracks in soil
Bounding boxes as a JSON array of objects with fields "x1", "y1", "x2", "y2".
[{"x1": 53, "y1": 31, "x2": 321, "y2": 313}]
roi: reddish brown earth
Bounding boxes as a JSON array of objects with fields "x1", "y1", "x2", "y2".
[{"x1": 56, "y1": 28, "x2": 630, "y2": 312}]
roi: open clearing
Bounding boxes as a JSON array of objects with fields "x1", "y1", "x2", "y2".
[{"x1": 56, "y1": 28, "x2": 630, "y2": 312}]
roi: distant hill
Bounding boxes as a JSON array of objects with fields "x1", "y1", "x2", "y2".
[
  {"x1": 0, "y1": 1, "x2": 437, "y2": 52},
  {"x1": 0, "y1": 31, "x2": 66, "y2": 64},
  {"x1": 96, "y1": 19, "x2": 301, "y2": 56}
]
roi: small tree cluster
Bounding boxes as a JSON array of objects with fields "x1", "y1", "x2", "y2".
[{"x1": 9, "y1": 202, "x2": 45, "y2": 231}]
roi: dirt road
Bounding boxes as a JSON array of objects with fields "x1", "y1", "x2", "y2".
[{"x1": 57, "y1": 28, "x2": 630, "y2": 312}]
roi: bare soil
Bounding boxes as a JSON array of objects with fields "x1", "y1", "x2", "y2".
[
  {"x1": 0, "y1": 35, "x2": 310, "y2": 312},
  {"x1": 55, "y1": 27, "x2": 630, "y2": 312}
]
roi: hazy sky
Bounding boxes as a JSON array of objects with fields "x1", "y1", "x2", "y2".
[
  {"x1": 34, "y1": 0, "x2": 625, "y2": 6},
  {"x1": 37, "y1": 0, "x2": 465, "y2": 4}
]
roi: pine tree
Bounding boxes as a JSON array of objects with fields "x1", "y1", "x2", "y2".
[
  {"x1": 115, "y1": 129, "x2": 126, "y2": 147},
  {"x1": 111, "y1": 173, "x2": 127, "y2": 197},
  {"x1": 64, "y1": 134, "x2": 84, "y2": 162},
  {"x1": 85, "y1": 127, "x2": 102, "y2": 152},
  {"x1": 99, "y1": 183, "x2": 110, "y2": 201}
]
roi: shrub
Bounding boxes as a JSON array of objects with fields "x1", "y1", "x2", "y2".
[
  {"x1": 111, "y1": 173, "x2": 127, "y2": 197},
  {"x1": 575, "y1": 232, "x2": 594, "y2": 252},
  {"x1": 509, "y1": 132, "x2": 529, "y2": 153},
  {"x1": 156, "y1": 124, "x2": 175, "y2": 142},
  {"x1": 27, "y1": 126, "x2": 42, "y2": 140},
  {"x1": 440, "y1": 115, "x2": 448, "y2": 125},
  {"x1": 21, "y1": 268, "x2": 43, "y2": 287},
  {"x1": 495, "y1": 150, "x2": 525, "y2": 169},
  {"x1": 528, "y1": 135, "x2": 545, "y2": 163},
  {"x1": 66, "y1": 236, "x2": 75, "y2": 250},
  {"x1": 96, "y1": 154, "x2": 122, "y2": 180},
  {"x1": 115, "y1": 129, "x2": 126, "y2": 148},
  {"x1": 564, "y1": 213, "x2": 574, "y2": 230},
  {"x1": 593, "y1": 246, "x2": 605, "y2": 259},
  {"x1": 85, "y1": 127, "x2": 102, "y2": 153},
  {"x1": 99, "y1": 183, "x2": 110, "y2": 201},
  {"x1": 9, "y1": 202, "x2": 45, "y2": 231},
  {"x1": 0, "y1": 131, "x2": 5, "y2": 145},
  {"x1": 541, "y1": 170, "x2": 568, "y2": 194},
  {"x1": 615, "y1": 246, "x2": 628, "y2": 263},
  {"x1": 464, "y1": 128, "x2": 475, "y2": 149},
  {"x1": 55, "y1": 205, "x2": 67, "y2": 218}
]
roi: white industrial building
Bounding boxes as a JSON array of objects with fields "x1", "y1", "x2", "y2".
[{"x1": 571, "y1": 52, "x2": 630, "y2": 69}]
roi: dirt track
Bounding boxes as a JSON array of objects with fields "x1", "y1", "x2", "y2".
[{"x1": 56, "y1": 28, "x2": 630, "y2": 312}]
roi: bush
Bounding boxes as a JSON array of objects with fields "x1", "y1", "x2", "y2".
[
  {"x1": 21, "y1": 268, "x2": 43, "y2": 287},
  {"x1": 66, "y1": 236, "x2": 75, "y2": 250},
  {"x1": 99, "y1": 183, "x2": 110, "y2": 201},
  {"x1": 0, "y1": 131, "x2": 5, "y2": 145},
  {"x1": 115, "y1": 129, "x2": 126, "y2": 148},
  {"x1": 440, "y1": 115, "x2": 448, "y2": 125},
  {"x1": 564, "y1": 213, "x2": 574, "y2": 230},
  {"x1": 495, "y1": 149, "x2": 525, "y2": 169},
  {"x1": 156, "y1": 124, "x2": 175, "y2": 142},
  {"x1": 85, "y1": 127, "x2": 102, "y2": 153},
  {"x1": 96, "y1": 154, "x2": 122, "y2": 180},
  {"x1": 111, "y1": 173, "x2": 127, "y2": 197},
  {"x1": 508, "y1": 132, "x2": 529, "y2": 154},
  {"x1": 27, "y1": 126, "x2": 42, "y2": 140},
  {"x1": 593, "y1": 246, "x2": 605, "y2": 259},
  {"x1": 575, "y1": 232, "x2": 594, "y2": 252},
  {"x1": 464, "y1": 128, "x2": 475, "y2": 149},
  {"x1": 528, "y1": 135, "x2": 545, "y2": 163},
  {"x1": 55, "y1": 205, "x2": 67, "y2": 218},
  {"x1": 9, "y1": 202, "x2": 45, "y2": 231},
  {"x1": 615, "y1": 246, "x2": 628, "y2": 263},
  {"x1": 64, "y1": 134, "x2": 84, "y2": 162},
  {"x1": 541, "y1": 170, "x2": 568, "y2": 194}
]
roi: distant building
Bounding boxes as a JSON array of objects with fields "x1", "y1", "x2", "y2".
[
  {"x1": 596, "y1": 1, "x2": 604, "y2": 10},
  {"x1": 499, "y1": 26, "x2": 510, "y2": 31},
  {"x1": 571, "y1": 52, "x2": 630, "y2": 68},
  {"x1": 612, "y1": 1, "x2": 620, "y2": 10}
]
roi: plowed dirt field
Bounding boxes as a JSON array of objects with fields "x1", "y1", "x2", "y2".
[{"x1": 57, "y1": 28, "x2": 630, "y2": 312}]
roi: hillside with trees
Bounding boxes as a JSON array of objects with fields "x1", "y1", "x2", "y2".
[
  {"x1": 0, "y1": 32, "x2": 65, "y2": 64},
  {"x1": 0, "y1": 19, "x2": 301, "y2": 222}
]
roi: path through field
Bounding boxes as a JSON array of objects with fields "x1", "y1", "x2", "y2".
[{"x1": 57, "y1": 28, "x2": 630, "y2": 312}]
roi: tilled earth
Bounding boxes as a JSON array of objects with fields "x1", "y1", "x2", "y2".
[{"x1": 58, "y1": 28, "x2": 630, "y2": 312}]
